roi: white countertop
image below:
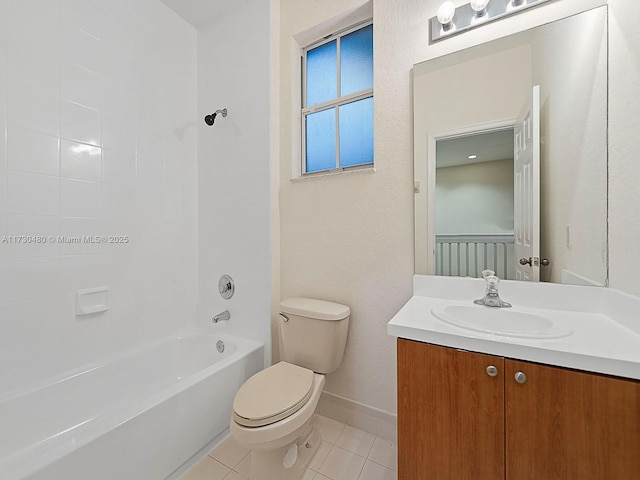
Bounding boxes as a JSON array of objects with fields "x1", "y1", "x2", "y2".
[{"x1": 387, "y1": 276, "x2": 640, "y2": 381}]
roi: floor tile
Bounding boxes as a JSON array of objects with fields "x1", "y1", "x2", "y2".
[
  {"x1": 209, "y1": 436, "x2": 250, "y2": 469},
  {"x1": 309, "y1": 441, "x2": 332, "y2": 471},
  {"x1": 318, "y1": 445, "x2": 366, "y2": 480},
  {"x1": 181, "y1": 456, "x2": 231, "y2": 480},
  {"x1": 357, "y1": 460, "x2": 397, "y2": 480},
  {"x1": 234, "y1": 452, "x2": 251, "y2": 478},
  {"x1": 375, "y1": 420, "x2": 397, "y2": 444},
  {"x1": 336, "y1": 425, "x2": 376, "y2": 457},
  {"x1": 367, "y1": 437, "x2": 397, "y2": 471},
  {"x1": 315, "y1": 415, "x2": 346, "y2": 444},
  {"x1": 222, "y1": 471, "x2": 248, "y2": 480},
  {"x1": 302, "y1": 469, "x2": 317, "y2": 480},
  {"x1": 182, "y1": 416, "x2": 397, "y2": 480}
]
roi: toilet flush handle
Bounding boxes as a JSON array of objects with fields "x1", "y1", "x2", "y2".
[{"x1": 279, "y1": 312, "x2": 289, "y2": 322}]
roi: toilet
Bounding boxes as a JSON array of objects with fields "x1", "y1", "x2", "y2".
[{"x1": 230, "y1": 297, "x2": 350, "y2": 480}]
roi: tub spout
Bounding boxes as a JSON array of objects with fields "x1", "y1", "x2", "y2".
[{"x1": 212, "y1": 310, "x2": 231, "y2": 323}]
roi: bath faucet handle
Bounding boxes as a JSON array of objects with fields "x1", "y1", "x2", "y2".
[{"x1": 212, "y1": 310, "x2": 231, "y2": 323}]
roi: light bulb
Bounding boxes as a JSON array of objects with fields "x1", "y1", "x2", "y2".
[
  {"x1": 437, "y1": 1, "x2": 456, "y2": 27},
  {"x1": 470, "y1": 0, "x2": 490, "y2": 16}
]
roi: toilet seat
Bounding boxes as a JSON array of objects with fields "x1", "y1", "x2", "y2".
[{"x1": 232, "y1": 362, "x2": 315, "y2": 428}]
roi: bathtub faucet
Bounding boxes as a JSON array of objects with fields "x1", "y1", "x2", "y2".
[{"x1": 212, "y1": 310, "x2": 231, "y2": 323}]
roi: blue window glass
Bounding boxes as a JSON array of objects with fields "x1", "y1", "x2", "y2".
[
  {"x1": 306, "y1": 108, "x2": 336, "y2": 173},
  {"x1": 339, "y1": 97, "x2": 374, "y2": 167},
  {"x1": 340, "y1": 24, "x2": 373, "y2": 97},
  {"x1": 306, "y1": 40, "x2": 337, "y2": 106}
]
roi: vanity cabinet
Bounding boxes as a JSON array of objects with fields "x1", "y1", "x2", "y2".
[{"x1": 397, "y1": 338, "x2": 640, "y2": 480}]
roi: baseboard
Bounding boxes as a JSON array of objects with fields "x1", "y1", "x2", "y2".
[{"x1": 316, "y1": 391, "x2": 397, "y2": 443}]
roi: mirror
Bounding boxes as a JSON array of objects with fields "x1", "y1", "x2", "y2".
[{"x1": 414, "y1": 6, "x2": 608, "y2": 286}]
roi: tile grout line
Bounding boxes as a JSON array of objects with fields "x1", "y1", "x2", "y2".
[{"x1": 365, "y1": 436, "x2": 397, "y2": 471}]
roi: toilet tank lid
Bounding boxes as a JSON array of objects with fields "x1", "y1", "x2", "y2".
[{"x1": 280, "y1": 297, "x2": 350, "y2": 321}]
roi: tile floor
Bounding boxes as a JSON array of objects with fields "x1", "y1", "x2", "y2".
[{"x1": 180, "y1": 415, "x2": 397, "y2": 480}]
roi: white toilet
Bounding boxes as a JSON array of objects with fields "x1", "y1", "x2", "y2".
[{"x1": 230, "y1": 297, "x2": 350, "y2": 480}]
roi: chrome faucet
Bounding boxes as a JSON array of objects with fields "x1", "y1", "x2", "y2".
[
  {"x1": 474, "y1": 270, "x2": 512, "y2": 308},
  {"x1": 212, "y1": 310, "x2": 231, "y2": 323}
]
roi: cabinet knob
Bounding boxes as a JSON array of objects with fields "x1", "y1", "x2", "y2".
[
  {"x1": 486, "y1": 365, "x2": 498, "y2": 377},
  {"x1": 514, "y1": 371, "x2": 527, "y2": 384}
]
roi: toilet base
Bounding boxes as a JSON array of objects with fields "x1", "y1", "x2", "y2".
[{"x1": 248, "y1": 426, "x2": 322, "y2": 480}]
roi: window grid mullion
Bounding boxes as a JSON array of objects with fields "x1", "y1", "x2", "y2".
[
  {"x1": 301, "y1": 54, "x2": 307, "y2": 174},
  {"x1": 335, "y1": 106, "x2": 341, "y2": 169},
  {"x1": 301, "y1": 89, "x2": 373, "y2": 115},
  {"x1": 336, "y1": 36, "x2": 341, "y2": 169},
  {"x1": 301, "y1": 54, "x2": 306, "y2": 110}
]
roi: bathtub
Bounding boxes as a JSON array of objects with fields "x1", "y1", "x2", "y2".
[{"x1": 0, "y1": 331, "x2": 264, "y2": 480}]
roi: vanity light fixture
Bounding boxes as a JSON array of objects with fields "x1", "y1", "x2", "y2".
[
  {"x1": 431, "y1": 0, "x2": 551, "y2": 43},
  {"x1": 437, "y1": 1, "x2": 456, "y2": 30},
  {"x1": 470, "y1": 0, "x2": 490, "y2": 17}
]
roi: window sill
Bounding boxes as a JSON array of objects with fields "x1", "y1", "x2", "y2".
[{"x1": 291, "y1": 165, "x2": 376, "y2": 182}]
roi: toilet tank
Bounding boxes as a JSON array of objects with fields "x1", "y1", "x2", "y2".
[{"x1": 279, "y1": 297, "x2": 350, "y2": 374}]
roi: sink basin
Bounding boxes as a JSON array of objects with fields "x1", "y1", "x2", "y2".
[{"x1": 431, "y1": 304, "x2": 573, "y2": 339}]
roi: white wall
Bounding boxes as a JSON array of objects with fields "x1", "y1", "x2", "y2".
[
  {"x1": 196, "y1": 0, "x2": 272, "y2": 366},
  {"x1": 436, "y1": 160, "x2": 514, "y2": 235},
  {"x1": 532, "y1": 8, "x2": 608, "y2": 285},
  {"x1": 0, "y1": 0, "x2": 198, "y2": 392},
  {"x1": 279, "y1": 0, "x2": 418, "y2": 415},
  {"x1": 608, "y1": 0, "x2": 640, "y2": 294},
  {"x1": 278, "y1": 0, "x2": 638, "y2": 417}
]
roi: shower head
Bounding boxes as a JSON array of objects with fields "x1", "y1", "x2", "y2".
[{"x1": 204, "y1": 108, "x2": 227, "y2": 126}]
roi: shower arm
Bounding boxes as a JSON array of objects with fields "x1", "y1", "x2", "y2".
[{"x1": 204, "y1": 108, "x2": 228, "y2": 126}]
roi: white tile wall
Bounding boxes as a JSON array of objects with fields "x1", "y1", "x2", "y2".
[
  {"x1": 61, "y1": 178, "x2": 103, "y2": 218},
  {"x1": 196, "y1": 0, "x2": 271, "y2": 366},
  {"x1": 7, "y1": 171, "x2": 61, "y2": 216},
  {"x1": 60, "y1": 140, "x2": 102, "y2": 182},
  {"x1": 7, "y1": 127, "x2": 60, "y2": 176},
  {"x1": 60, "y1": 101, "x2": 102, "y2": 146},
  {"x1": 60, "y1": 61, "x2": 102, "y2": 111},
  {"x1": 0, "y1": 0, "x2": 198, "y2": 391}
]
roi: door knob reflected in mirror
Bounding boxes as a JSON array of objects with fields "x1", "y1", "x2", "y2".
[{"x1": 519, "y1": 257, "x2": 551, "y2": 266}]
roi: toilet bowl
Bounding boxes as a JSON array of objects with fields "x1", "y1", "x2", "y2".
[
  {"x1": 229, "y1": 298, "x2": 350, "y2": 480},
  {"x1": 231, "y1": 365, "x2": 324, "y2": 449}
]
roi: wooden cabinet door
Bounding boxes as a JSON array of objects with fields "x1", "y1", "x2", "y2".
[
  {"x1": 398, "y1": 339, "x2": 505, "y2": 480},
  {"x1": 506, "y1": 360, "x2": 640, "y2": 480}
]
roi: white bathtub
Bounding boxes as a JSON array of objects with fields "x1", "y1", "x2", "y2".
[{"x1": 0, "y1": 331, "x2": 263, "y2": 480}]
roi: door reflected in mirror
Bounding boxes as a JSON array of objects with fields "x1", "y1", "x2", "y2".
[
  {"x1": 435, "y1": 128, "x2": 515, "y2": 279},
  {"x1": 414, "y1": 6, "x2": 608, "y2": 286}
]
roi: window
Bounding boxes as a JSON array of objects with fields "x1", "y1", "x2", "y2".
[{"x1": 302, "y1": 22, "x2": 373, "y2": 175}]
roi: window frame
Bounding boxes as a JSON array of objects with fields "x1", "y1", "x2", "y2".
[{"x1": 301, "y1": 19, "x2": 374, "y2": 176}]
